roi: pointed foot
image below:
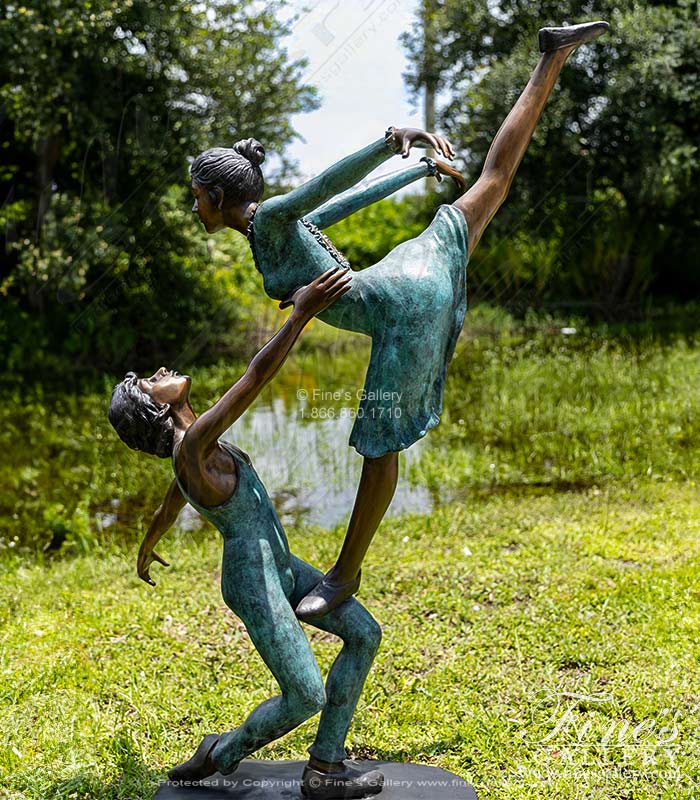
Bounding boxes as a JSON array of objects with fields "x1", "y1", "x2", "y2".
[
  {"x1": 538, "y1": 20, "x2": 610, "y2": 53},
  {"x1": 301, "y1": 762, "x2": 384, "y2": 799},
  {"x1": 295, "y1": 571, "x2": 361, "y2": 621},
  {"x1": 167, "y1": 734, "x2": 220, "y2": 782}
]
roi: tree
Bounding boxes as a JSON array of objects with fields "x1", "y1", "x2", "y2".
[
  {"x1": 402, "y1": 0, "x2": 700, "y2": 311},
  {"x1": 0, "y1": 0, "x2": 317, "y2": 374}
]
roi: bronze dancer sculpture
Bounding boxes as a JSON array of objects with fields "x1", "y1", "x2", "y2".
[
  {"x1": 107, "y1": 19, "x2": 611, "y2": 798},
  {"x1": 109, "y1": 268, "x2": 390, "y2": 797},
  {"x1": 185, "y1": 21, "x2": 610, "y2": 621}
]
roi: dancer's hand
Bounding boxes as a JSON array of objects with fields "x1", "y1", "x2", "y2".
[
  {"x1": 391, "y1": 127, "x2": 455, "y2": 160},
  {"x1": 137, "y1": 542, "x2": 170, "y2": 587},
  {"x1": 281, "y1": 267, "x2": 352, "y2": 318}
]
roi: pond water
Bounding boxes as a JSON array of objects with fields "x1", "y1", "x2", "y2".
[
  {"x1": 178, "y1": 394, "x2": 434, "y2": 532},
  {"x1": 175, "y1": 333, "x2": 436, "y2": 533}
]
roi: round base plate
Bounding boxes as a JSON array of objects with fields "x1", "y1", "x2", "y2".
[{"x1": 154, "y1": 759, "x2": 477, "y2": 799}]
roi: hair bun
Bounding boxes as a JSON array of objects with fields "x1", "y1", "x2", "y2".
[{"x1": 234, "y1": 138, "x2": 266, "y2": 167}]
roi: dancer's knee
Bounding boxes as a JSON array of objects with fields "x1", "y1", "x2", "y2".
[
  {"x1": 455, "y1": 171, "x2": 511, "y2": 253},
  {"x1": 288, "y1": 675, "x2": 327, "y2": 720},
  {"x1": 343, "y1": 611, "x2": 382, "y2": 657},
  {"x1": 363, "y1": 616, "x2": 383, "y2": 655},
  {"x1": 464, "y1": 170, "x2": 509, "y2": 214}
]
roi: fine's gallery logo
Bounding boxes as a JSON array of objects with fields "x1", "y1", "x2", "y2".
[{"x1": 526, "y1": 692, "x2": 681, "y2": 753}]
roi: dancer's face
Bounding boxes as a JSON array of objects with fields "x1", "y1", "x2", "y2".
[
  {"x1": 139, "y1": 367, "x2": 191, "y2": 407},
  {"x1": 191, "y1": 180, "x2": 226, "y2": 233}
]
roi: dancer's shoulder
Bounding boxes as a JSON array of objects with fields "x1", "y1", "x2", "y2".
[{"x1": 255, "y1": 193, "x2": 299, "y2": 225}]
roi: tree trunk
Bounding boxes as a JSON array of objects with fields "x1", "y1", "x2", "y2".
[{"x1": 27, "y1": 132, "x2": 61, "y2": 312}]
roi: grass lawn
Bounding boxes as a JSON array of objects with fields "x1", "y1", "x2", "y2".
[
  {"x1": 1, "y1": 313, "x2": 698, "y2": 798},
  {"x1": 1, "y1": 481, "x2": 698, "y2": 799}
]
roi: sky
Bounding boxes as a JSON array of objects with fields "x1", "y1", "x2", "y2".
[{"x1": 279, "y1": 0, "x2": 423, "y2": 181}]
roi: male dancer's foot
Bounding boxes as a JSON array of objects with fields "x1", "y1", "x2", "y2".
[
  {"x1": 167, "y1": 733, "x2": 221, "y2": 782},
  {"x1": 538, "y1": 20, "x2": 610, "y2": 53},
  {"x1": 302, "y1": 757, "x2": 384, "y2": 799},
  {"x1": 295, "y1": 569, "x2": 361, "y2": 621}
]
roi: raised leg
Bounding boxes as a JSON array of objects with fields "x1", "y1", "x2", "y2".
[
  {"x1": 295, "y1": 451, "x2": 399, "y2": 621},
  {"x1": 454, "y1": 21, "x2": 609, "y2": 254}
]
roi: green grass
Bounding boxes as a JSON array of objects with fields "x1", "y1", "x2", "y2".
[
  {"x1": 1, "y1": 309, "x2": 699, "y2": 798},
  {"x1": 419, "y1": 310, "x2": 700, "y2": 493},
  {"x1": 1, "y1": 482, "x2": 698, "y2": 798}
]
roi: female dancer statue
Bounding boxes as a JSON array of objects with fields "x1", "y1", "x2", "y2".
[
  {"x1": 109, "y1": 268, "x2": 387, "y2": 797},
  {"x1": 188, "y1": 21, "x2": 610, "y2": 620}
]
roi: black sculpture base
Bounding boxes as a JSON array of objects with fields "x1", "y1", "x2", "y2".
[{"x1": 154, "y1": 759, "x2": 477, "y2": 799}]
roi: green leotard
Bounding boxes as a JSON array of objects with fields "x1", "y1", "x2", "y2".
[{"x1": 171, "y1": 440, "x2": 381, "y2": 772}]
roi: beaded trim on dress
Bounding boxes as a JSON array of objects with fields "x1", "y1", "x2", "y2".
[{"x1": 246, "y1": 205, "x2": 351, "y2": 272}]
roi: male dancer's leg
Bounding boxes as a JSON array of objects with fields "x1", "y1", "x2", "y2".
[
  {"x1": 290, "y1": 556, "x2": 383, "y2": 764},
  {"x1": 168, "y1": 537, "x2": 328, "y2": 780},
  {"x1": 290, "y1": 556, "x2": 384, "y2": 798}
]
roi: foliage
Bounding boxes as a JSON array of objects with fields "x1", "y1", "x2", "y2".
[
  {"x1": 0, "y1": 0, "x2": 317, "y2": 374},
  {"x1": 402, "y1": 0, "x2": 700, "y2": 310},
  {"x1": 1, "y1": 314, "x2": 698, "y2": 555},
  {"x1": 325, "y1": 195, "x2": 433, "y2": 270}
]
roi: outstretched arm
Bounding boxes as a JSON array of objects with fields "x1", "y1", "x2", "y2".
[
  {"x1": 137, "y1": 478, "x2": 184, "y2": 586},
  {"x1": 307, "y1": 159, "x2": 441, "y2": 230},
  {"x1": 185, "y1": 268, "x2": 351, "y2": 456},
  {"x1": 264, "y1": 138, "x2": 394, "y2": 222},
  {"x1": 266, "y1": 128, "x2": 455, "y2": 222}
]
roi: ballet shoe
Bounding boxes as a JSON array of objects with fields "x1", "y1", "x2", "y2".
[
  {"x1": 301, "y1": 761, "x2": 384, "y2": 799},
  {"x1": 538, "y1": 20, "x2": 610, "y2": 53},
  {"x1": 295, "y1": 571, "x2": 361, "y2": 621},
  {"x1": 167, "y1": 733, "x2": 220, "y2": 782}
]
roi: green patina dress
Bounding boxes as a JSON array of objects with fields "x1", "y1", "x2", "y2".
[{"x1": 248, "y1": 137, "x2": 469, "y2": 459}]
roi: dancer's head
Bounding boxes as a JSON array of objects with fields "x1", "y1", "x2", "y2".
[
  {"x1": 190, "y1": 138, "x2": 266, "y2": 233},
  {"x1": 108, "y1": 368, "x2": 191, "y2": 458}
]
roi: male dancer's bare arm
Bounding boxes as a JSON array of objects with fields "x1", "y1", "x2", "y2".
[
  {"x1": 142, "y1": 268, "x2": 350, "y2": 564},
  {"x1": 186, "y1": 267, "x2": 351, "y2": 456},
  {"x1": 137, "y1": 478, "x2": 185, "y2": 586}
]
